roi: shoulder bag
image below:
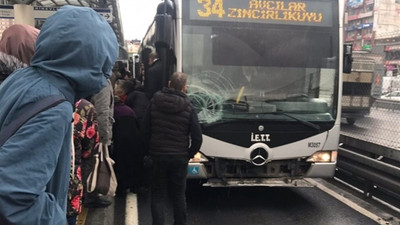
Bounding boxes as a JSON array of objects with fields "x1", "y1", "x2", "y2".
[{"x1": 86, "y1": 143, "x2": 117, "y2": 196}]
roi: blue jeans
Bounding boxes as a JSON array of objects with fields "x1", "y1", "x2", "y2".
[{"x1": 151, "y1": 156, "x2": 188, "y2": 225}]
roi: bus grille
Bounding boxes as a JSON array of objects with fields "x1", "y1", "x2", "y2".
[{"x1": 205, "y1": 158, "x2": 312, "y2": 179}]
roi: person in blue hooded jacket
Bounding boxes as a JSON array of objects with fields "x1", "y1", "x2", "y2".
[{"x1": 0, "y1": 5, "x2": 118, "y2": 225}]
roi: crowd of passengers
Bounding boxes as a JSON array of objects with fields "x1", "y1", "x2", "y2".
[{"x1": 0, "y1": 5, "x2": 202, "y2": 225}]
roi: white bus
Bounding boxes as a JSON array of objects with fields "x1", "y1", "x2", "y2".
[{"x1": 139, "y1": 0, "x2": 352, "y2": 187}]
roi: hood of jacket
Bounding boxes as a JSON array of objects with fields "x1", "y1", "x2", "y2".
[
  {"x1": 152, "y1": 88, "x2": 190, "y2": 114},
  {"x1": 0, "y1": 24, "x2": 39, "y2": 66},
  {"x1": 30, "y1": 5, "x2": 119, "y2": 100},
  {"x1": 0, "y1": 52, "x2": 26, "y2": 84}
]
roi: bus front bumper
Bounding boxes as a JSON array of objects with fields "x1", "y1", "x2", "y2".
[
  {"x1": 187, "y1": 161, "x2": 336, "y2": 187},
  {"x1": 188, "y1": 161, "x2": 336, "y2": 185},
  {"x1": 305, "y1": 162, "x2": 337, "y2": 178}
]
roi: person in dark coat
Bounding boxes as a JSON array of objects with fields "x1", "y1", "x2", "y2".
[
  {"x1": 145, "y1": 52, "x2": 163, "y2": 99},
  {"x1": 125, "y1": 79, "x2": 149, "y2": 124},
  {"x1": 143, "y1": 72, "x2": 203, "y2": 225},
  {"x1": 112, "y1": 95, "x2": 138, "y2": 196},
  {"x1": 118, "y1": 79, "x2": 149, "y2": 192},
  {"x1": 113, "y1": 79, "x2": 144, "y2": 195}
]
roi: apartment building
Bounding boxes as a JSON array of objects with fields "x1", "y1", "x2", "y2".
[{"x1": 344, "y1": 0, "x2": 400, "y2": 94}]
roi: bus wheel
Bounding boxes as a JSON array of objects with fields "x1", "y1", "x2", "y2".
[{"x1": 346, "y1": 118, "x2": 356, "y2": 125}]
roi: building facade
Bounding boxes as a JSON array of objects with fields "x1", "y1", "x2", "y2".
[{"x1": 344, "y1": 0, "x2": 400, "y2": 95}]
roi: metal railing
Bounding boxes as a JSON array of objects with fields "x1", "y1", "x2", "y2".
[
  {"x1": 373, "y1": 99, "x2": 400, "y2": 111},
  {"x1": 336, "y1": 135, "x2": 400, "y2": 209}
]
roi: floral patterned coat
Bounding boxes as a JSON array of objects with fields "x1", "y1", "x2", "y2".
[{"x1": 67, "y1": 99, "x2": 99, "y2": 217}]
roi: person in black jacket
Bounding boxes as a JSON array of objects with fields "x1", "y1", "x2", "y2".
[
  {"x1": 125, "y1": 79, "x2": 149, "y2": 125},
  {"x1": 145, "y1": 52, "x2": 163, "y2": 99},
  {"x1": 143, "y1": 72, "x2": 203, "y2": 225}
]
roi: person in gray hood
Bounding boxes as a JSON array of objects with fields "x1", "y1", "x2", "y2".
[{"x1": 0, "y1": 5, "x2": 118, "y2": 225}]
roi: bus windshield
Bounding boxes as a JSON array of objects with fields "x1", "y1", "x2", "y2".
[{"x1": 181, "y1": 0, "x2": 339, "y2": 124}]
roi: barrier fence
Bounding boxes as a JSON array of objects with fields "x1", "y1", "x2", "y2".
[
  {"x1": 373, "y1": 99, "x2": 400, "y2": 111},
  {"x1": 336, "y1": 135, "x2": 400, "y2": 209}
]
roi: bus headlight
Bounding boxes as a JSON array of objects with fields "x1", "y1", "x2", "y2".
[
  {"x1": 306, "y1": 151, "x2": 337, "y2": 163},
  {"x1": 189, "y1": 152, "x2": 208, "y2": 163}
]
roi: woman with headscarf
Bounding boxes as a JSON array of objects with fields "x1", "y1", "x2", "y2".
[
  {"x1": 113, "y1": 79, "x2": 140, "y2": 196},
  {"x1": 0, "y1": 24, "x2": 39, "y2": 84}
]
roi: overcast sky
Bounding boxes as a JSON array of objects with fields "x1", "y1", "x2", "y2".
[{"x1": 118, "y1": 0, "x2": 162, "y2": 40}]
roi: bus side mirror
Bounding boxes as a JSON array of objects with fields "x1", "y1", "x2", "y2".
[
  {"x1": 155, "y1": 14, "x2": 173, "y2": 49},
  {"x1": 343, "y1": 43, "x2": 353, "y2": 73},
  {"x1": 155, "y1": 0, "x2": 175, "y2": 49}
]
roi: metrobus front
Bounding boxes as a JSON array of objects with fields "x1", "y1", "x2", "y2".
[{"x1": 177, "y1": 0, "x2": 341, "y2": 187}]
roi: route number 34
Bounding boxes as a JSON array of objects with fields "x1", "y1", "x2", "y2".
[{"x1": 197, "y1": 0, "x2": 226, "y2": 18}]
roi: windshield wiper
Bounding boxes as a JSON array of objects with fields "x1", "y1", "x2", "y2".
[
  {"x1": 264, "y1": 94, "x2": 310, "y2": 103},
  {"x1": 223, "y1": 99, "x2": 249, "y2": 112},
  {"x1": 272, "y1": 112, "x2": 321, "y2": 131}
]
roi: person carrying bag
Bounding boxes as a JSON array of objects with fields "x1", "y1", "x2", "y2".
[{"x1": 87, "y1": 143, "x2": 117, "y2": 197}]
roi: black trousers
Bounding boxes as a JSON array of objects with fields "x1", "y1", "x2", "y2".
[{"x1": 151, "y1": 156, "x2": 189, "y2": 225}]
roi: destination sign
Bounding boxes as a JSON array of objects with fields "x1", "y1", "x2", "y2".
[{"x1": 190, "y1": 0, "x2": 333, "y2": 27}]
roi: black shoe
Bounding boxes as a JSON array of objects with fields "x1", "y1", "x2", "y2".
[{"x1": 84, "y1": 198, "x2": 112, "y2": 208}]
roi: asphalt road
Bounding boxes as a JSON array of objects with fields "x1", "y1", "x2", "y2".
[
  {"x1": 137, "y1": 182, "x2": 380, "y2": 225},
  {"x1": 84, "y1": 180, "x2": 385, "y2": 225}
]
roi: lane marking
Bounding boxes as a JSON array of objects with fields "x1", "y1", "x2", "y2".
[
  {"x1": 125, "y1": 193, "x2": 139, "y2": 225},
  {"x1": 306, "y1": 178, "x2": 390, "y2": 225}
]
